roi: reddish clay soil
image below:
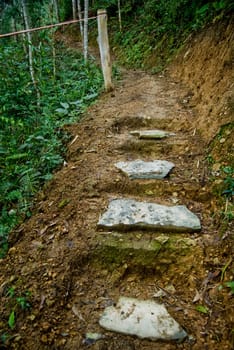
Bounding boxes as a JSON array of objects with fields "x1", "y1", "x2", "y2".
[{"x1": 0, "y1": 17, "x2": 233, "y2": 350}]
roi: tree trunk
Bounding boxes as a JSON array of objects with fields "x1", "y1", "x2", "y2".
[
  {"x1": 21, "y1": 0, "x2": 40, "y2": 103},
  {"x1": 117, "y1": 0, "x2": 122, "y2": 31},
  {"x1": 50, "y1": 1, "x2": 58, "y2": 79},
  {"x1": 83, "y1": 0, "x2": 89, "y2": 62},
  {"x1": 76, "y1": 0, "x2": 83, "y2": 42},
  {"x1": 53, "y1": 0, "x2": 59, "y2": 22},
  {"x1": 72, "y1": 0, "x2": 77, "y2": 19},
  {"x1": 10, "y1": 17, "x2": 17, "y2": 42}
]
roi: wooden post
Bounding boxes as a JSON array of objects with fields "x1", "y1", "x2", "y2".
[{"x1": 97, "y1": 9, "x2": 113, "y2": 92}]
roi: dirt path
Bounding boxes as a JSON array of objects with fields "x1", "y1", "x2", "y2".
[{"x1": 0, "y1": 69, "x2": 233, "y2": 349}]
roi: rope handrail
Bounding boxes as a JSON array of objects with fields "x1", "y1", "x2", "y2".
[{"x1": 0, "y1": 15, "x2": 99, "y2": 39}]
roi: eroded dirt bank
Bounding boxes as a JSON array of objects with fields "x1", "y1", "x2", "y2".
[
  {"x1": 170, "y1": 15, "x2": 234, "y2": 142},
  {"x1": 0, "y1": 18, "x2": 233, "y2": 350}
]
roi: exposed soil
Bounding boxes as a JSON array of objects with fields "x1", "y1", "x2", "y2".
[
  {"x1": 169, "y1": 15, "x2": 234, "y2": 142},
  {"x1": 0, "y1": 19, "x2": 233, "y2": 350}
]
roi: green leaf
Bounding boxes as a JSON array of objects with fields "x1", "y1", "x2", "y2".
[
  {"x1": 225, "y1": 281, "x2": 234, "y2": 294},
  {"x1": 69, "y1": 100, "x2": 82, "y2": 106},
  {"x1": 7, "y1": 287, "x2": 15, "y2": 298},
  {"x1": 83, "y1": 92, "x2": 98, "y2": 101},
  {"x1": 197, "y1": 4, "x2": 210, "y2": 15},
  {"x1": 223, "y1": 166, "x2": 233, "y2": 175},
  {"x1": 60, "y1": 102, "x2": 69, "y2": 109},
  {"x1": 8, "y1": 311, "x2": 15, "y2": 329},
  {"x1": 6, "y1": 153, "x2": 29, "y2": 161},
  {"x1": 195, "y1": 305, "x2": 209, "y2": 314},
  {"x1": 55, "y1": 108, "x2": 68, "y2": 115}
]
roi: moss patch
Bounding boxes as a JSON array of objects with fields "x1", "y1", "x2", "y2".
[{"x1": 91, "y1": 232, "x2": 202, "y2": 272}]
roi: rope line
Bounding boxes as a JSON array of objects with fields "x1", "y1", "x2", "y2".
[{"x1": 0, "y1": 15, "x2": 99, "y2": 39}]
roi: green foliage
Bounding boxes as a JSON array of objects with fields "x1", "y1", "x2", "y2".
[
  {"x1": 16, "y1": 294, "x2": 31, "y2": 310},
  {"x1": 0, "y1": 333, "x2": 8, "y2": 345},
  {"x1": 195, "y1": 304, "x2": 209, "y2": 314},
  {"x1": 222, "y1": 166, "x2": 234, "y2": 199},
  {"x1": 4, "y1": 287, "x2": 31, "y2": 333},
  {"x1": 0, "y1": 34, "x2": 103, "y2": 257},
  {"x1": 7, "y1": 287, "x2": 15, "y2": 299},
  {"x1": 103, "y1": 0, "x2": 234, "y2": 69},
  {"x1": 1, "y1": 0, "x2": 105, "y2": 253},
  {"x1": 219, "y1": 166, "x2": 234, "y2": 222},
  {"x1": 8, "y1": 311, "x2": 15, "y2": 330},
  {"x1": 0, "y1": 285, "x2": 33, "y2": 344},
  {"x1": 225, "y1": 281, "x2": 234, "y2": 294}
]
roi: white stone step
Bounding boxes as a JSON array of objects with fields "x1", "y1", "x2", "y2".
[
  {"x1": 115, "y1": 159, "x2": 174, "y2": 179},
  {"x1": 98, "y1": 198, "x2": 201, "y2": 232},
  {"x1": 130, "y1": 129, "x2": 175, "y2": 139},
  {"x1": 99, "y1": 296, "x2": 187, "y2": 341}
]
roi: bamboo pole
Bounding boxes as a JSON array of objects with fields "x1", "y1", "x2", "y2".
[
  {"x1": 21, "y1": 0, "x2": 40, "y2": 104},
  {"x1": 97, "y1": 9, "x2": 113, "y2": 92},
  {"x1": 72, "y1": 0, "x2": 77, "y2": 20},
  {"x1": 83, "y1": 0, "x2": 89, "y2": 62},
  {"x1": 76, "y1": 0, "x2": 83, "y2": 43},
  {"x1": 117, "y1": 0, "x2": 122, "y2": 31}
]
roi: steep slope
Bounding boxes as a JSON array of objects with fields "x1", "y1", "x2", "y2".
[
  {"x1": 0, "y1": 18, "x2": 233, "y2": 350},
  {"x1": 169, "y1": 15, "x2": 233, "y2": 142}
]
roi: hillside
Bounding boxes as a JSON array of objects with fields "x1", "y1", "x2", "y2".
[
  {"x1": 170, "y1": 15, "x2": 233, "y2": 141},
  {"x1": 0, "y1": 13, "x2": 233, "y2": 350}
]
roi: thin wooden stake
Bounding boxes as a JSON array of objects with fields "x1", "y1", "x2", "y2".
[
  {"x1": 83, "y1": 0, "x2": 89, "y2": 62},
  {"x1": 97, "y1": 9, "x2": 113, "y2": 92}
]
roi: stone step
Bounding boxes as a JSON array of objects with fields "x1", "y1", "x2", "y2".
[
  {"x1": 98, "y1": 198, "x2": 201, "y2": 233},
  {"x1": 115, "y1": 159, "x2": 175, "y2": 179},
  {"x1": 99, "y1": 296, "x2": 187, "y2": 341},
  {"x1": 130, "y1": 129, "x2": 175, "y2": 139}
]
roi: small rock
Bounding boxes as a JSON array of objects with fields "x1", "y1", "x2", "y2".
[
  {"x1": 83, "y1": 333, "x2": 104, "y2": 345},
  {"x1": 219, "y1": 138, "x2": 226, "y2": 144},
  {"x1": 27, "y1": 314, "x2": 36, "y2": 321},
  {"x1": 40, "y1": 335, "x2": 48, "y2": 344},
  {"x1": 171, "y1": 197, "x2": 179, "y2": 204},
  {"x1": 58, "y1": 338, "x2": 67, "y2": 346},
  {"x1": 41, "y1": 322, "x2": 51, "y2": 331},
  {"x1": 153, "y1": 289, "x2": 167, "y2": 298},
  {"x1": 212, "y1": 163, "x2": 221, "y2": 172},
  {"x1": 214, "y1": 179, "x2": 223, "y2": 185},
  {"x1": 14, "y1": 335, "x2": 22, "y2": 342},
  {"x1": 8, "y1": 247, "x2": 16, "y2": 254},
  {"x1": 45, "y1": 299, "x2": 55, "y2": 307}
]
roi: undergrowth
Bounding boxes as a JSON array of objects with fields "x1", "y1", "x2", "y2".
[
  {"x1": 207, "y1": 123, "x2": 234, "y2": 234},
  {"x1": 0, "y1": 39, "x2": 103, "y2": 257},
  {"x1": 107, "y1": 0, "x2": 233, "y2": 69}
]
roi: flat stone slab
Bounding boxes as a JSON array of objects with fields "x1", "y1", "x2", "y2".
[
  {"x1": 115, "y1": 159, "x2": 174, "y2": 179},
  {"x1": 130, "y1": 129, "x2": 175, "y2": 139},
  {"x1": 98, "y1": 199, "x2": 201, "y2": 232},
  {"x1": 99, "y1": 296, "x2": 187, "y2": 341}
]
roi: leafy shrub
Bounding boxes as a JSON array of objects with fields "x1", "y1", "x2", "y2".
[
  {"x1": 107, "y1": 0, "x2": 233, "y2": 68},
  {"x1": 0, "y1": 38, "x2": 103, "y2": 257}
]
